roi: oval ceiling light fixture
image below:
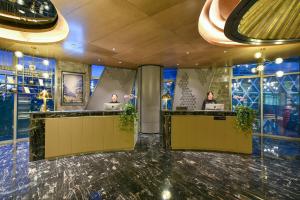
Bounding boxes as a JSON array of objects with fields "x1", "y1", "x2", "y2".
[
  {"x1": 198, "y1": 0, "x2": 243, "y2": 46},
  {"x1": 275, "y1": 57, "x2": 283, "y2": 64},
  {"x1": 224, "y1": 0, "x2": 300, "y2": 44},
  {"x1": 0, "y1": 0, "x2": 69, "y2": 43},
  {"x1": 14, "y1": 51, "x2": 23, "y2": 58}
]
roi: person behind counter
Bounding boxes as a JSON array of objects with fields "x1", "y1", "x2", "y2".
[
  {"x1": 110, "y1": 94, "x2": 119, "y2": 103},
  {"x1": 202, "y1": 91, "x2": 217, "y2": 110}
]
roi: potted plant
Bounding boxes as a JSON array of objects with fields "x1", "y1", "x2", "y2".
[
  {"x1": 234, "y1": 105, "x2": 256, "y2": 133},
  {"x1": 120, "y1": 94, "x2": 138, "y2": 132},
  {"x1": 120, "y1": 103, "x2": 137, "y2": 131}
]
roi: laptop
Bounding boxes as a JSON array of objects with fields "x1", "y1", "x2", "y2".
[
  {"x1": 104, "y1": 103, "x2": 122, "y2": 111},
  {"x1": 205, "y1": 104, "x2": 224, "y2": 111}
]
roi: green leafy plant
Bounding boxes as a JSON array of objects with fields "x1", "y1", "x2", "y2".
[
  {"x1": 119, "y1": 103, "x2": 137, "y2": 131},
  {"x1": 235, "y1": 105, "x2": 256, "y2": 133}
]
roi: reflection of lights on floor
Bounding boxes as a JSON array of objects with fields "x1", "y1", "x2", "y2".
[
  {"x1": 264, "y1": 146, "x2": 279, "y2": 157},
  {"x1": 162, "y1": 190, "x2": 171, "y2": 200}
]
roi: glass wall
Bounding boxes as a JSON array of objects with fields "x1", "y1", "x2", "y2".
[
  {"x1": 0, "y1": 49, "x2": 56, "y2": 141},
  {"x1": 0, "y1": 50, "x2": 14, "y2": 142},
  {"x1": 90, "y1": 65, "x2": 105, "y2": 96},
  {"x1": 263, "y1": 74, "x2": 299, "y2": 138},
  {"x1": 232, "y1": 77, "x2": 261, "y2": 132},
  {"x1": 232, "y1": 57, "x2": 300, "y2": 157},
  {"x1": 162, "y1": 68, "x2": 177, "y2": 110},
  {"x1": 17, "y1": 55, "x2": 56, "y2": 139}
]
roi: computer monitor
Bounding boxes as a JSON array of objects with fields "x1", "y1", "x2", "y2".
[
  {"x1": 205, "y1": 104, "x2": 224, "y2": 111},
  {"x1": 104, "y1": 103, "x2": 122, "y2": 111}
]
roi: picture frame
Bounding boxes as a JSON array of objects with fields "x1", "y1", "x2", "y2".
[{"x1": 61, "y1": 72, "x2": 84, "y2": 105}]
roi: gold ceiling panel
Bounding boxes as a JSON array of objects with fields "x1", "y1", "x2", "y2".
[
  {"x1": 225, "y1": 0, "x2": 300, "y2": 44},
  {"x1": 0, "y1": 0, "x2": 300, "y2": 68},
  {"x1": 239, "y1": 0, "x2": 300, "y2": 40}
]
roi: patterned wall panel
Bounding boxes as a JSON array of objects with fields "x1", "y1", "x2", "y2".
[
  {"x1": 55, "y1": 60, "x2": 90, "y2": 111},
  {"x1": 173, "y1": 68, "x2": 230, "y2": 110},
  {"x1": 86, "y1": 67, "x2": 136, "y2": 110}
]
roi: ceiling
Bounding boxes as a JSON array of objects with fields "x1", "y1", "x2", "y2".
[
  {"x1": 0, "y1": 0, "x2": 299, "y2": 68},
  {"x1": 225, "y1": 0, "x2": 300, "y2": 44}
]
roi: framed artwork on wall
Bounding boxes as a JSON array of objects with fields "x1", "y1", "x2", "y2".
[{"x1": 62, "y1": 72, "x2": 84, "y2": 105}]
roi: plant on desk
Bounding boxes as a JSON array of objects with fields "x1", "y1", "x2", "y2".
[
  {"x1": 120, "y1": 103, "x2": 137, "y2": 131},
  {"x1": 235, "y1": 106, "x2": 256, "y2": 133}
]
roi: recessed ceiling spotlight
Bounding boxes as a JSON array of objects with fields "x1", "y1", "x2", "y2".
[
  {"x1": 112, "y1": 48, "x2": 116, "y2": 51},
  {"x1": 16, "y1": 64, "x2": 24, "y2": 71},
  {"x1": 118, "y1": 61, "x2": 122, "y2": 64},
  {"x1": 254, "y1": 52, "x2": 262, "y2": 59},
  {"x1": 257, "y1": 64, "x2": 264, "y2": 71},
  {"x1": 275, "y1": 57, "x2": 283, "y2": 64},
  {"x1": 176, "y1": 64, "x2": 180, "y2": 66},
  {"x1": 224, "y1": 50, "x2": 227, "y2": 53},
  {"x1": 14, "y1": 51, "x2": 23, "y2": 58},
  {"x1": 275, "y1": 70, "x2": 284, "y2": 77},
  {"x1": 43, "y1": 59, "x2": 49, "y2": 66},
  {"x1": 97, "y1": 58, "x2": 101, "y2": 62},
  {"x1": 195, "y1": 63, "x2": 199, "y2": 66},
  {"x1": 186, "y1": 51, "x2": 190, "y2": 55}
]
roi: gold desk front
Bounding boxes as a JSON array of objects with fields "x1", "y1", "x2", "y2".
[
  {"x1": 171, "y1": 115, "x2": 252, "y2": 154},
  {"x1": 45, "y1": 116, "x2": 136, "y2": 159}
]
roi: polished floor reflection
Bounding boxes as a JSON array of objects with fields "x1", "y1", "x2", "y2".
[{"x1": 0, "y1": 136, "x2": 300, "y2": 199}]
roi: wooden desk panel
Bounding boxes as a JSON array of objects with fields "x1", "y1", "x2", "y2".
[
  {"x1": 171, "y1": 115, "x2": 252, "y2": 154},
  {"x1": 45, "y1": 116, "x2": 135, "y2": 159}
]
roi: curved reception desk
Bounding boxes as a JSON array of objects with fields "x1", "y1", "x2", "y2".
[
  {"x1": 29, "y1": 111, "x2": 137, "y2": 161},
  {"x1": 162, "y1": 111, "x2": 252, "y2": 154}
]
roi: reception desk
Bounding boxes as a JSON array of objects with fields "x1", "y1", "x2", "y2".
[
  {"x1": 162, "y1": 111, "x2": 252, "y2": 154},
  {"x1": 29, "y1": 110, "x2": 137, "y2": 161}
]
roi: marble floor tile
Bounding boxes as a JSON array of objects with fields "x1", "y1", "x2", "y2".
[{"x1": 0, "y1": 137, "x2": 299, "y2": 200}]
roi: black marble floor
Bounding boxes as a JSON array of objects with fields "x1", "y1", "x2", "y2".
[{"x1": 0, "y1": 135, "x2": 300, "y2": 200}]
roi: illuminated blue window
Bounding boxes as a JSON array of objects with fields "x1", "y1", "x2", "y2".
[
  {"x1": 90, "y1": 65, "x2": 105, "y2": 96},
  {"x1": 18, "y1": 55, "x2": 56, "y2": 72},
  {"x1": 162, "y1": 68, "x2": 177, "y2": 110},
  {"x1": 232, "y1": 63, "x2": 258, "y2": 76},
  {"x1": 232, "y1": 78, "x2": 261, "y2": 133},
  {"x1": 264, "y1": 57, "x2": 300, "y2": 75},
  {"x1": 263, "y1": 74, "x2": 300, "y2": 138},
  {"x1": 0, "y1": 49, "x2": 13, "y2": 67}
]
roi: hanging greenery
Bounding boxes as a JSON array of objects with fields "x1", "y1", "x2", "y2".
[
  {"x1": 235, "y1": 105, "x2": 256, "y2": 133},
  {"x1": 119, "y1": 103, "x2": 137, "y2": 131}
]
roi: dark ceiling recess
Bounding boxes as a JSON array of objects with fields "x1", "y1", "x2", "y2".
[
  {"x1": 224, "y1": 0, "x2": 300, "y2": 45},
  {"x1": 0, "y1": 0, "x2": 58, "y2": 29}
]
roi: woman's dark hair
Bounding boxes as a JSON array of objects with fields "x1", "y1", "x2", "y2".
[{"x1": 206, "y1": 91, "x2": 214, "y2": 98}]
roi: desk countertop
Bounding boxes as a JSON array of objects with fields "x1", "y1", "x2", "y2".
[
  {"x1": 27, "y1": 110, "x2": 123, "y2": 119},
  {"x1": 162, "y1": 110, "x2": 236, "y2": 116}
]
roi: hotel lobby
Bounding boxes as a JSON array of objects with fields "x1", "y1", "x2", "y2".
[{"x1": 0, "y1": 0, "x2": 299, "y2": 199}]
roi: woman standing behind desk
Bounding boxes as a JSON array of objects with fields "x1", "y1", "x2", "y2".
[{"x1": 202, "y1": 91, "x2": 217, "y2": 110}]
